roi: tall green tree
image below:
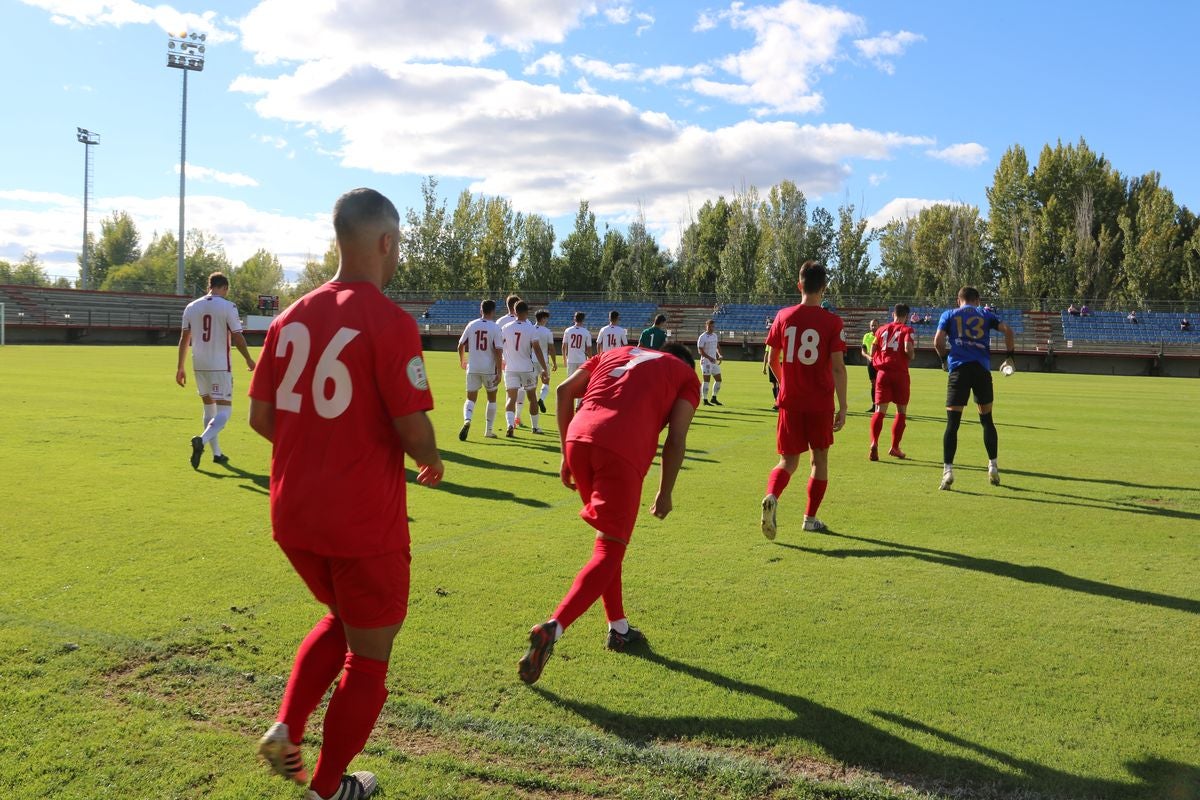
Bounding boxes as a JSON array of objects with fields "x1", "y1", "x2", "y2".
[
  {"x1": 560, "y1": 201, "x2": 602, "y2": 293},
  {"x1": 230, "y1": 248, "x2": 285, "y2": 315},
  {"x1": 716, "y1": 188, "x2": 760, "y2": 299},
  {"x1": 446, "y1": 189, "x2": 483, "y2": 291},
  {"x1": 832, "y1": 203, "x2": 875, "y2": 299},
  {"x1": 912, "y1": 204, "x2": 991, "y2": 300},
  {"x1": 1118, "y1": 173, "x2": 1182, "y2": 304},
  {"x1": 478, "y1": 196, "x2": 520, "y2": 294},
  {"x1": 292, "y1": 239, "x2": 339, "y2": 299},
  {"x1": 78, "y1": 210, "x2": 141, "y2": 288},
  {"x1": 986, "y1": 145, "x2": 1039, "y2": 299},
  {"x1": 600, "y1": 227, "x2": 632, "y2": 296},
  {"x1": 514, "y1": 213, "x2": 556, "y2": 293},
  {"x1": 756, "y1": 180, "x2": 807, "y2": 300},
  {"x1": 11, "y1": 252, "x2": 49, "y2": 286},
  {"x1": 802, "y1": 206, "x2": 836, "y2": 268},
  {"x1": 876, "y1": 218, "x2": 919, "y2": 298},
  {"x1": 395, "y1": 177, "x2": 448, "y2": 292},
  {"x1": 627, "y1": 207, "x2": 667, "y2": 295}
]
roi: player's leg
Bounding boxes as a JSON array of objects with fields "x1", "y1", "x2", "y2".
[
  {"x1": 525, "y1": 382, "x2": 542, "y2": 432},
  {"x1": 702, "y1": 372, "x2": 711, "y2": 405},
  {"x1": 539, "y1": 371, "x2": 550, "y2": 412},
  {"x1": 762, "y1": 409, "x2": 805, "y2": 539},
  {"x1": 941, "y1": 368, "x2": 969, "y2": 489},
  {"x1": 889, "y1": 373, "x2": 910, "y2": 459},
  {"x1": 191, "y1": 391, "x2": 212, "y2": 469},
  {"x1": 460, "y1": 385, "x2": 479, "y2": 441},
  {"x1": 867, "y1": 365, "x2": 878, "y2": 413},
  {"x1": 869, "y1": 402, "x2": 889, "y2": 460},
  {"x1": 977, "y1": 389, "x2": 1000, "y2": 484},
  {"x1": 484, "y1": 386, "x2": 498, "y2": 438},
  {"x1": 803, "y1": 446, "x2": 830, "y2": 531},
  {"x1": 504, "y1": 382, "x2": 518, "y2": 436},
  {"x1": 710, "y1": 370, "x2": 722, "y2": 405}
]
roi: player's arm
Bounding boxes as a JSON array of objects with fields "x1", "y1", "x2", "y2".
[
  {"x1": 532, "y1": 340, "x2": 549, "y2": 374},
  {"x1": 933, "y1": 329, "x2": 949, "y2": 369},
  {"x1": 998, "y1": 321, "x2": 1016, "y2": 367},
  {"x1": 768, "y1": 343, "x2": 782, "y2": 383},
  {"x1": 650, "y1": 398, "x2": 696, "y2": 520},
  {"x1": 393, "y1": 410, "x2": 444, "y2": 487},
  {"x1": 549, "y1": 339, "x2": 558, "y2": 370},
  {"x1": 175, "y1": 328, "x2": 191, "y2": 386},
  {"x1": 231, "y1": 331, "x2": 256, "y2": 371},
  {"x1": 831, "y1": 351, "x2": 848, "y2": 432},
  {"x1": 456, "y1": 340, "x2": 468, "y2": 369},
  {"x1": 904, "y1": 332, "x2": 916, "y2": 362},
  {"x1": 491, "y1": 345, "x2": 502, "y2": 376},
  {"x1": 248, "y1": 397, "x2": 274, "y2": 442},
  {"x1": 556, "y1": 367, "x2": 591, "y2": 488}
]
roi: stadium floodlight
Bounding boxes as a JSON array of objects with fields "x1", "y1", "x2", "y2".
[
  {"x1": 76, "y1": 128, "x2": 100, "y2": 290},
  {"x1": 166, "y1": 32, "x2": 206, "y2": 296}
]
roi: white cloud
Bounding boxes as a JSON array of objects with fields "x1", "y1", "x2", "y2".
[
  {"x1": 571, "y1": 55, "x2": 638, "y2": 82},
  {"x1": 20, "y1": 0, "x2": 236, "y2": 42},
  {"x1": 254, "y1": 134, "x2": 288, "y2": 149},
  {"x1": 868, "y1": 172, "x2": 887, "y2": 186},
  {"x1": 634, "y1": 12, "x2": 654, "y2": 36},
  {"x1": 524, "y1": 51, "x2": 565, "y2": 77},
  {"x1": 574, "y1": 76, "x2": 596, "y2": 94},
  {"x1": 854, "y1": 30, "x2": 923, "y2": 74},
  {"x1": 175, "y1": 164, "x2": 259, "y2": 188},
  {"x1": 866, "y1": 197, "x2": 965, "y2": 229},
  {"x1": 694, "y1": 11, "x2": 718, "y2": 32},
  {"x1": 604, "y1": 5, "x2": 631, "y2": 24},
  {"x1": 926, "y1": 142, "x2": 989, "y2": 167}
]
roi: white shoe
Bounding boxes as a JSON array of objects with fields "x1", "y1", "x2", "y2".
[
  {"x1": 802, "y1": 517, "x2": 827, "y2": 533},
  {"x1": 306, "y1": 771, "x2": 377, "y2": 800},
  {"x1": 939, "y1": 470, "x2": 954, "y2": 490},
  {"x1": 257, "y1": 721, "x2": 307, "y2": 784},
  {"x1": 988, "y1": 464, "x2": 1000, "y2": 486},
  {"x1": 760, "y1": 494, "x2": 777, "y2": 540}
]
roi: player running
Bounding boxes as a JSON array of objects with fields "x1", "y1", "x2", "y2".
[
  {"x1": 517, "y1": 343, "x2": 700, "y2": 685},
  {"x1": 697, "y1": 319, "x2": 724, "y2": 406},
  {"x1": 533, "y1": 309, "x2": 557, "y2": 413},
  {"x1": 176, "y1": 271, "x2": 256, "y2": 469},
  {"x1": 760, "y1": 260, "x2": 847, "y2": 538},
  {"x1": 502, "y1": 301, "x2": 550, "y2": 436},
  {"x1": 932, "y1": 287, "x2": 1015, "y2": 490},
  {"x1": 456, "y1": 299, "x2": 503, "y2": 440},
  {"x1": 596, "y1": 310, "x2": 628, "y2": 353},
  {"x1": 868, "y1": 304, "x2": 916, "y2": 460},
  {"x1": 249, "y1": 188, "x2": 443, "y2": 800}
]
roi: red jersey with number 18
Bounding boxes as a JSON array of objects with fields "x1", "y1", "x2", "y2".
[
  {"x1": 248, "y1": 281, "x2": 434, "y2": 558},
  {"x1": 766, "y1": 304, "x2": 846, "y2": 412}
]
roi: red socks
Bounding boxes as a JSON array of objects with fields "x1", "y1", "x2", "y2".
[
  {"x1": 805, "y1": 478, "x2": 828, "y2": 517},
  {"x1": 309, "y1": 652, "x2": 390, "y2": 798},
  {"x1": 766, "y1": 467, "x2": 791, "y2": 498},
  {"x1": 869, "y1": 412, "x2": 884, "y2": 447},
  {"x1": 278, "y1": 613, "x2": 347, "y2": 744},
  {"x1": 891, "y1": 414, "x2": 907, "y2": 449},
  {"x1": 552, "y1": 537, "x2": 627, "y2": 631}
]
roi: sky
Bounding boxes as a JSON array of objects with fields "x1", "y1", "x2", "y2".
[{"x1": 1, "y1": 0, "x2": 1197, "y2": 284}]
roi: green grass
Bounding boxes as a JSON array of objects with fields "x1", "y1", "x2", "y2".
[{"x1": 0, "y1": 345, "x2": 1197, "y2": 800}]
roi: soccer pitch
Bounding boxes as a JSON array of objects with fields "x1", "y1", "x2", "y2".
[{"x1": 0, "y1": 345, "x2": 1196, "y2": 800}]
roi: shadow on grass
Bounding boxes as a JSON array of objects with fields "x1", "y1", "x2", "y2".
[
  {"x1": 861, "y1": 412, "x2": 1054, "y2": 431},
  {"x1": 203, "y1": 461, "x2": 269, "y2": 496},
  {"x1": 441, "y1": 448, "x2": 557, "y2": 478},
  {"x1": 781, "y1": 531, "x2": 1199, "y2": 615},
  {"x1": 535, "y1": 647, "x2": 1198, "y2": 800},
  {"x1": 955, "y1": 485, "x2": 1200, "y2": 524},
  {"x1": 404, "y1": 469, "x2": 550, "y2": 508},
  {"x1": 1004, "y1": 468, "x2": 1200, "y2": 493}
]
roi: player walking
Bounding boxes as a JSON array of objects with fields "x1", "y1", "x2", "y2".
[
  {"x1": 456, "y1": 299, "x2": 503, "y2": 440},
  {"x1": 868, "y1": 305, "x2": 915, "y2": 460},
  {"x1": 561, "y1": 312, "x2": 593, "y2": 375},
  {"x1": 249, "y1": 188, "x2": 443, "y2": 800},
  {"x1": 533, "y1": 309, "x2": 557, "y2": 413},
  {"x1": 502, "y1": 301, "x2": 550, "y2": 436},
  {"x1": 176, "y1": 271, "x2": 256, "y2": 468},
  {"x1": 596, "y1": 310, "x2": 628, "y2": 353},
  {"x1": 496, "y1": 294, "x2": 524, "y2": 425},
  {"x1": 932, "y1": 287, "x2": 1015, "y2": 489},
  {"x1": 697, "y1": 319, "x2": 724, "y2": 406},
  {"x1": 760, "y1": 261, "x2": 847, "y2": 538},
  {"x1": 517, "y1": 344, "x2": 700, "y2": 684}
]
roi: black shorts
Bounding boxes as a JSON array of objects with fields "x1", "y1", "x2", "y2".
[
  {"x1": 867, "y1": 364, "x2": 877, "y2": 381},
  {"x1": 946, "y1": 361, "x2": 994, "y2": 408}
]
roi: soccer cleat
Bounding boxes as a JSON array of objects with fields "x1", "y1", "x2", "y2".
[
  {"x1": 988, "y1": 464, "x2": 1001, "y2": 486},
  {"x1": 458, "y1": 421, "x2": 470, "y2": 442},
  {"x1": 190, "y1": 436, "x2": 204, "y2": 470},
  {"x1": 484, "y1": 431, "x2": 498, "y2": 439},
  {"x1": 506, "y1": 426, "x2": 515, "y2": 438},
  {"x1": 939, "y1": 470, "x2": 954, "y2": 490},
  {"x1": 802, "y1": 517, "x2": 828, "y2": 533},
  {"x1": 703, "y1": 399, "x2": 711, "y2": 406},
  {"x1": 760, "y1": 494, "x2": 777, "y2": 540},
  {"x1": 212, "y1": 454, "x2": 229, "y2": 465},
  {"x1": 888, "y1": 447, "x2": 906, "y2": 459},
  {"x1": 605, "y1": 626, "x2": 647, "y2": 652},
  {"x1": 515, "y1": 416, "x2": 523, "y2": 428},
  {"x1": 538, "y1": 398, "x2": 547, "y2": 413},
  {"x1": 518, "y1": 622, "x2": 557, "y2": 684},
  {"x1": 257, "y1": 722, "x2": 308, "y2": 785},
  {"x1": 710, "y1": 397, "x2": 723, "y2": 406},
  {"x1": 305, "y1": 771, "x2": 378, "y2": 800},
  {"x1": 531, "y1": 427, "x2": 544, "y2": 435},
  {"x1": 868, "y1": 446, "x2": 879, "y2": 461}
]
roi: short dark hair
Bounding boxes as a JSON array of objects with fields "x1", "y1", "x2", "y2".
[
  {"x1": 506, "y1": 294, "x2": 521, "y2": 311},
  {"x1": 332, "y1": 188, "x2": 399, "y2": 241},
  {"x1": 515, "y1": 300, "x2": 529, "y2": 315},
  {"x1": 654, "y1": 313, "x2": 667, "y2": 325},
  {"x1": 536, "y1": 309, "x2": 550, "y2": 322},
  {"x1": 609, "y1": 310, "x2": 620, "y2": 322},
  {"x1": 705, "y1": 318, "x2": 715, "y2": 326},
  {"x1": 799, "y1": 260, "x2": 827, "y2": 293},
  {"x1": 208, "y1": 271, "x2": 228, "y2": 290},
  {"x1": 958, "y1": 286, "x2": 981, "y2": 304},
  {"x1": 894, "y1": 303, "x2": 910, "y2": 319},
  {"x1": 574, "y1": 311, "x2": 586, "y2": 324},
  {"x1": 662, "y1": 342, "x2": 695, "y2": 369},
  {"x1": 481, "y1": 299, "x2": 496, "y2": 315}
]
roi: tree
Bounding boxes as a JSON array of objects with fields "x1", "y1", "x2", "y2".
[
  {"x1": 876, "y1": 218, "x2": 919, "y2": 298},
  {"x1": 716, "y1": 187, "x2": 760, "y2": 299},
  {"x1": 11, "y1": 252, "x2": 49, "y2": 286},
  {"x1": 1118, "y1": 173, "x2": 1182, "y2": 305},
  {"x1": 911, "y1": 204, "x2": 990, "y2": 300},
  {"x1": 600, "y1": 227, "x2": 632, "y2": 296},
  {"x1": 832, "y1": 203, "x2": 875, "y2": 299},
  {"x1": 514, "y1": 214, "x2": 556, "y2": 293},
  {"x1": 478, "y1": 196, "x2": 520, "y2": 294},
  {"x1": 986, "y1": 145, "x2": 1038, "y2": 299},
  {"x1": 293, "y1": 239, "x2": 339, "y2": 298},
  {"x1": 230, "y1": 249, "x2": 285, "y2": 315},
  {"x1": 185, "y1": 229, "x2": 233, "y2": 295},
  {"x1": 627, "y1": 206, "x2": 667, "y2": 295},
  {"x1": 78, "y1": 210, "x2": 141, "y2": 288},
  {"x1": 802, "y1": 206, "x2": 836, "y2": 268},
  {"x1": 756, "y1": 181, "x2": 808, "y2": 301},
  {"x1": 395, "y1": 177, "x2": 448, "y2": 292},
  {"x1": 0, "y1": 259, "x2": 13, "y2": 283},
  {"x1": 103, "y1": 232, "x2": 176, "y2": 292},
  {"x1": 446, "y1": 190, "x2": 483, "y2": 292},
  {"x1": 560, "y1": 201, "x2": 602, "y2": 293}
]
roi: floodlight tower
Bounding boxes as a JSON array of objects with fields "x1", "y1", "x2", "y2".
[
  {"x1": 76, "y1": 128, "x2": 100, "y2": 290},
  {"x1": 166, "y1": 31, "x2": 206, "y2": 295}
]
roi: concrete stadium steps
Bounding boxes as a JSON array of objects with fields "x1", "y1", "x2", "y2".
[{"x1": 1, "y1": 284, "x2": 187, "y2": 327}]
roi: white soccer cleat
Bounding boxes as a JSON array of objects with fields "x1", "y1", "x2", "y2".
[
  {"x1": 257, "y1": 721, "x2": 307, "y2": 784},
  {"x1": 305, "y1": 771, "x2": 377, "y2": 800},
  {"x1": 939, "y1": 470, "x2": 954, "y2": 490},
  {"x1": 988, "y1": 464, "x2": 1001, "y2": 486},
  {"x1": 760, "y1": 494, "x2": 777, "y2": 540},
  {"x1": 802, "y1": 517, "x2": 827, "y2": 533}
]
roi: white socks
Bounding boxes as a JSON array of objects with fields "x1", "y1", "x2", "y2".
[
  {"x1": 608, "y1": 618, "x2": 630, "y2": 635},
  {"x1": 703, "y1": 383, "x2": 710, "y2": 400},
  {"x1": 712, "y1": 382, "x2": 720, "y2": 398},
  {"x1": 486, "y1": 402, "x2": 496, "y2": 432},
  {"x1": 506, "y1": 410, "x2": 516, "y2": 428},
  {"x1": 202, "y1": 405, "x2": 232, "y2": 451},
  {"x1": 530, "y1": 413, "x2": 539, "y2": 430},
  {"x1": 463, "y1": 399, "x2": 475, "y2": 422}
]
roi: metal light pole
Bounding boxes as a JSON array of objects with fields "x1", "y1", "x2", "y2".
[
  {"x1": 76, "y1": 128, "x2": 100, "y2": 290},
  {"x1": 166, "y1": 32, "x2": 206, "y2": 295}
]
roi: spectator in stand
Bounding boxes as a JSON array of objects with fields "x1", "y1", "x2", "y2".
[
  {"x1": 922, "y1": 313, "x2": 932, "y2": 324},
  {"x1": 1080, "y1": 304, "x2": 1091, "y2": 317},
  {"x1": 1067, "y1": 304, "x2": 1079, "y2": 316},
  {"x1": 1127, "y1": 310, "x2": 1139, "y2": 324},
  {"x1": 1182, "y1": 317, "x2": 1192, "y2": 332},
  {"x1": 909, "y1": 311, "x2": 921, "y2": 325}
]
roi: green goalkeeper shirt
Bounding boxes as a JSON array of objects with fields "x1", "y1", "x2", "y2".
[{"x1": 639, "y1": 325, "x2": 668, "y2": 350}]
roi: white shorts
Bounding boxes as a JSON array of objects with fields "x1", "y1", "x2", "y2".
[
  {"x1": 195, "y1": 370, "x2": 233, "y2": 402},
  {"x1": 505, "y1": 370, "x2": 537, "y2": 391},
  {"x1": 566, "y1": 361, "x2": 585, "y2": 377},
  {"x1": 701, "y1": 360, "x2": 722, "y2": 377},
  {"x1": 466, "y1": 372, "x2": 500, "y2": 393}
]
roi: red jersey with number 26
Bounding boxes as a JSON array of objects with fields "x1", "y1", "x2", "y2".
[
  {"x1": 567, "y1": 346, "x2": 700, "y2": 476},
  {"x1": 248, "y1": 282, "x2": 434, "y2": 558},
  {"x1": 870, "y1": 321, "x2": 914, "y2": 372},
  {"x1": 767, "y1": 304, "x2": 846, "y2": 413}
]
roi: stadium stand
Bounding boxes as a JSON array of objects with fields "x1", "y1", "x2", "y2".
[
  {"x1": 545, "y1": 300, "x2": 659, "y2": 331},
  {"x1": 1061, "y1": 310, "x2": 1199, "y2": 345},
  {"x1": 0, "y1": 285, "x2": 187, "y2": 328}
]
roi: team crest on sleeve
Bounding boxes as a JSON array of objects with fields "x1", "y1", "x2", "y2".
[
  {"x1": 406, "y1": 356, "x2": 429, "y2": 390},
  {"x1": 839, "y1": 329, "x2": 846, "y2": 341}
]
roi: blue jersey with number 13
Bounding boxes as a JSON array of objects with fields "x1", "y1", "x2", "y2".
[{"x1": 938, "y1": 305, "x2": 1001, "y2": 370}]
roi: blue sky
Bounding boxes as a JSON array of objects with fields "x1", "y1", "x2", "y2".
[{"x1": 2, "y1": 0, "x2": 1196, "y2": 282}]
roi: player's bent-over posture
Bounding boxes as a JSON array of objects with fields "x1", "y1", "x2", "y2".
[
  {"x1": 868, "y1": 304, "x2": 916, "y2": 460},
  {"x1": 457, "y1": 299, "x2": 503, "y2": 440},
  {"x1": 176, "y1": 271, "x2": 256, "y2": 468},
  {"x1": 517, "y1": 343, "x2": 700, "y2": 685},
  {"x1": 932, "y1": 286, "x2": 1015, "y2": 490},
  {"x1": 249, "y1": 188, "x2": 444, "y2": 800},
  {"x1": 697, "y1": 318, "x2": 723, "y2": 406},
  {"x1": 761, "y1": 260, "x2": 847, "y2": 538}
]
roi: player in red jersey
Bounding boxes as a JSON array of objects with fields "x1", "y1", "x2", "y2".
[
  {"x1": 248, "y1": 189, "x2": 444, "y2": 800},
  {"x1": 868, "y1": 303, "x2": 916, "y2": 461},
  {"x1": 517, "y1": 343, "x2": 700, "y2": 685},
  {"x1": 760, "y1": 260, "x2": 847, "y2": 537}
]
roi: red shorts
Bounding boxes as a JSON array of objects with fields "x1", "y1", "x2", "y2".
[
  {"x1": 874, "y1": 368, "x2": 911, "y2": 406},
  {"x1": 282, "y1": 545, "x2": 411, "y2": 629},
  {"x1": 776, "y1": 408, "x2": 834, "y2": 454},
  {"x1": 565, "y1": 440, "x2": 641, "y2": 543}
]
